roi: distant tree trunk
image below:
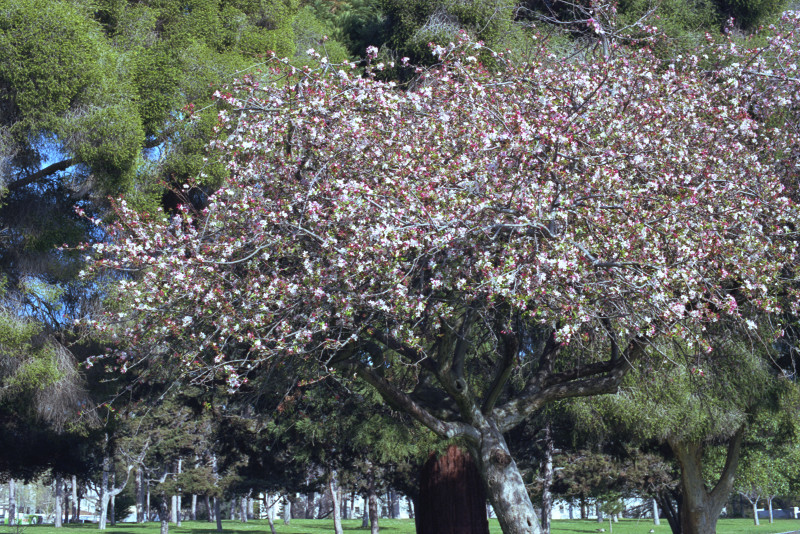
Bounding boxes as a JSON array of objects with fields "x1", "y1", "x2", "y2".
[
  {"x1": 369, "y1": 489, "x2": 379, "y2": 534},
  {"x1": 580, "y1": 498, "x2": 586, "y2": 520},
  {"x1": 283, "y1": 496, "x2": 292, "y2": 525},
  {"x1": 416, "y1": 445, "x2": 490, "y2": 534},
  {"x1": 214, "y1": 498, "x2": 222, "y2": 532},
  {"x1": 55, "y1": 474, "x2": 63, "y2": 528},
  {"x1": 670, "y1": 427, "x2": 744, "y2": 534},
  {"x1": 240, "y1": 496, "x2": 248, "y2": 522},
  {"x1": 653, "y1": 499, "x2": 660, "y2": 526},
  {"x1": 100, "y1": 456, "x2": 111, "y2": 529},
  {"x1": 147, "y1": 489, "x2": 151, "y2": 521},
  {"x1": 9, "y1": 478, "x2": 17, "y2": 524},
  {"x1": 72, "y1": 475, "x2": 78, "y2": 523},
  {"x1": 191, "y1": 495, "x2": 197, "y2": 520},
  {"x1": 159, "y1": 494, "x2": 170, "y2": 534},
  {"x1": 176, "y1": 458, "x2": 182, "y2": 526},
  {"x1": 362, "y1": 496, "x2": 369, "y2": 528},
  {"x1": 110, "y1": 473, "x2": 116, "y2": 526},
  {"x1": 541, "y1": 425, "x2": 554, "y2": 534},
  {"x1": 768, "y1": 496, "x2": 774, "y2": 523},
  {"x1": 229, "y1": 498, "x2": 236, "y2": 520},
  {"x1": 746, "y1": 497, "x2": 760, "y2": 526},
  {"x1": 171, "y1": 496, "x2": 178, "y2": 524},
  {"x1": 136, "y1": 468, "x2": 145, "y2": 523},
  {"x1": 205, "y1": 496, "x2": 212, "y2": 522},
  {"x1": 597, "y1": 503, "x2": 603, "y2": 523},
  {"x1": 64, "y1": 479, "x2": 71, "y2": 524},
  {"x1": 330, "y1": 472, "x2": 344, "y2": 534}
]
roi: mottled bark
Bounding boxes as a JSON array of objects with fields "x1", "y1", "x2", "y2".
[
  {"x1": 135, "y1": 468, "x2": 144, "y2": 523},
  {"x1": 71, "y1": 475, "x2": 78, "y2": 523},
  {"x1": 55, "y1": 474, "x2": 63, "y2": 528},
  {"x1": 9, "y1": 479, "x2": 17, "y2": 524},
  {"x1": 159, "y1": 495, "x2": 170, "y2": 534},
  {"x1": 472, "y1": 426, "x2": 542, "y2": 534},
  {"x1": 191, "y1": 495, "x2": 197, "y2": 520},
  {"x1": 541, "y1": 425, "x2": 554, "y2": 534},
  {"x1": 330, "y1": 473, "x2": 344, "y2": 534}
]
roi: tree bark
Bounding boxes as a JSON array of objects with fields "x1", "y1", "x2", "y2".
[
  {"x1": 191, "y1": 495, "x2": 197, "y2": 520},
  {"x1": 471, "y1": 425, "x2": 542, "y2": 534},
  {"x1": 330, "y1": 472, "x2": 344, "y2": 534},
  {"x1": 159, "y1": 494, "x2": 170, "y2": 534},
  {"x1": 55, "y1": 474, "x2": 63, "y2": 528},
  {"x1": 369, "y1": 486, "x2": 380, "y2": 534},
  {"x1": 752, "y1": 499, "x2": 759, "y2": 526},
  {"x1": 652, "y1": 498, "x2": 660, "y2": 526},
  {"x1": 72, "y1": 475, "x2": 78, "y2": 523},
  {"x1": 768, "y1": 496, "x2": 774, "y2": 523},
  {"x1": 205, "y1": 496, "x2": 212, "y2": 522},
  {"x1": 283, "y1": 496, "x2": 292, "y2": 525},
  {"x1": 362, "y1": 496, "x2": 369, "y2": 528},
  {"x1": 171, "y1": 496, "x2": 178, "y2": 524},
  {"x1": 214, "y1": 498, "x2": 222, "y2": 532},
  {"x1": 240, "y1": 496, "x2": 248, "y2": 522},
  {"x1": 416, "y1": 445, "x2": 490, "y2": 534},
  {"x1": 541, "y1": 425, "x2": 554, "y2": 534},
  {"x1": 136, "y1": 468, "x2": 144, "y2": 523},
  {"x1": 64, "y1": 479, "x2": 71, "y2": 524},
  {"x1": 670, "y1": 426, "x2": 745, "y2": 534},
  {"x1": 110, "y1": 473, "x2": 116, "y2": 526},
  {"x1": 9, "y1": 479, "x2": 16, "y2": 524}
]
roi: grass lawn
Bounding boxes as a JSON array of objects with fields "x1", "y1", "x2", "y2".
[{"x1": 5, "y1": 518, "x2": 800, "y2": 534}]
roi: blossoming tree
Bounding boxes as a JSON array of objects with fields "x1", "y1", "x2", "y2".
[{"x1": 89, "y1": 17, "x2": 800, "y2": 534}]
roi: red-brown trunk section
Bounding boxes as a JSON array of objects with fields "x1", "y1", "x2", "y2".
[{"x1": 416, "y1": 445, "x2": 490, "y2": 534}]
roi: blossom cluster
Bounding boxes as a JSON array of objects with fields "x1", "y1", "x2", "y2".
[{"x1": 87, "y1": 19, "x2": 800, "y2": 382}]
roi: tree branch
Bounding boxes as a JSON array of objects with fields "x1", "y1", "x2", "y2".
[
  {"x1": 348, "y1": 357, "x2": 478, "y2": 441},
  {"x1": 710, "y1": 424, "x2": 746, "y2": 508},
  {"x1": 482, "y1": 330, "x2": 520, "y2": 414},
  {"x1": 6, "y1": 158, "x2": 75, "y2": 191},
  {"x1": 494, "y1": 336, "x2": 646, "y2": 432}
]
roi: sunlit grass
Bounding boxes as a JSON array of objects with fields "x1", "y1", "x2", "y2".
[{"x1": 5, "y1": 517, "x2": 800, "y2": 534}]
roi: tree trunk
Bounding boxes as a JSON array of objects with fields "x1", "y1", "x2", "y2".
[
  {"x1": 214, "y1": 498, "x2": 222, "y2": 532},
  {"x1": 55, "y1": 474, "x2": 63, "y2": 528},
  {"x1": 176, "y1": 458, "x2": 182, "y2": 526},
  {"x1": 266, "y1": 511, "x2": 277, "y2": 534},
  {"x1": 240, "y1": 496, "x2": 248, "y2": 522},
  {"x1": 768, "y1": 497, "x2": 774, "y2": 523},
  {"x1": 597, "y1": 503, "x2": 603, "y2": 523},
  {"x1": 653, "y1": 498, "x2": 660, "y2": 526},
  {"x1": 416, "y1": 445, "x2": 490, "y2": 534},
  {"x1": 100, "y1": 456, "x2": 111, "y2": 529},
  {"x1": 283, "y1": 496, "x2": 292, "y2": 525},
  {"x1": 64, "y1": 479, "x2": 71, "y2": 524},
  {"x1": 159, "y1": 495, "x2": 170, "y2": 534},
  {"x1": 362, "y1": 496, "x2": 369, "y2": 528},
  {"x1": 471, "y1": 425, "x2": 542, "y2": 534},
  {"x1": 110, "y1": 473, "x2": 116, "y2": 526},
  {"x1": 72, "y1": 475, "x2": 78, "y2": 523},
  {"x1": 136, "y1": 468, "x2": 144, "y2": 523},
  {"x1": 205, "y1": 496, "x2": 212, "y2": 522},
  {"x1": 171, "y1": 496, "x2": 178, "y2": 524},
  {"x1": 191, "y1": 494, "x2": 197, "y2": 520},
  {"x1": 9, "y1": 478, "x2": 19, "y2": 524},
  {"x1": 670, "y1": 427, "x2": 744, "y2": 534},
  {"x1": 541, "y1": 424, "x2": 554, "y2": 534},
  {"x1": 369, "y1": 487, "x2": 380, "y2": 534},
  {"x1": 147, "y1": 489, "x2": 151, "y2": 521},
  {"x1": 330, "y1": 472, "x2": 344, "y2": 534},
  {"x1": 751, "y1": 499, "x2": 759, "y2": 526}
]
